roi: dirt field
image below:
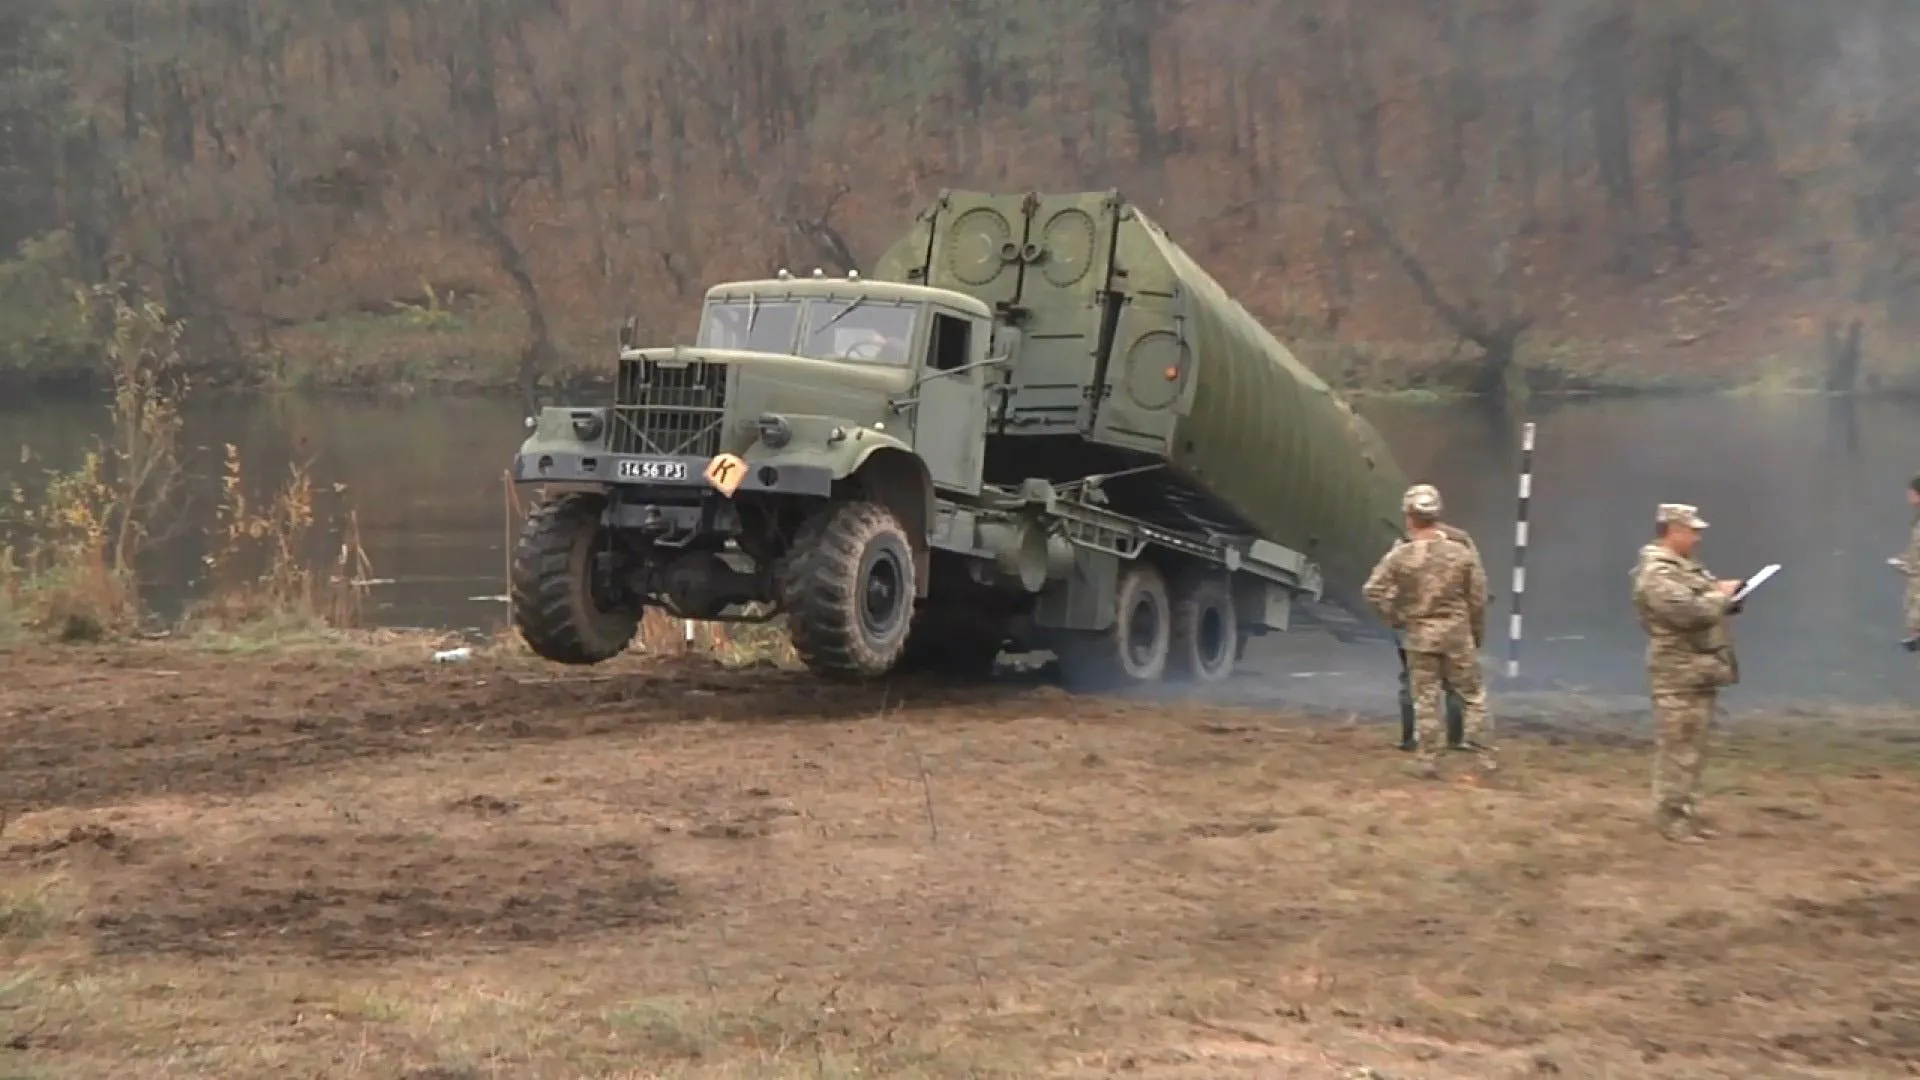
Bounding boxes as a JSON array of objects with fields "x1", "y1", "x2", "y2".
[{"x1": 4, "y1": 639, "x2": 1920, "y2": 1079}]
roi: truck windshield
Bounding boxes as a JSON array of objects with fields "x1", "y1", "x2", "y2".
[
  {"x1": 800, "y1": 299, "x2": 916, "y2": 365},
  {"x1": 697, "y1": 299, "x2": 801, "y2": 353}
]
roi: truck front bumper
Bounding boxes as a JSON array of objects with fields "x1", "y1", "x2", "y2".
[{"x1": 511, "y1": 450, "x2": 833, "y2": 498}]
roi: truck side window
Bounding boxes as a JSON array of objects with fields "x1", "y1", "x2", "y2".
[{"x1": 929, "y1": 314, "x2": 969, "y2": 371}]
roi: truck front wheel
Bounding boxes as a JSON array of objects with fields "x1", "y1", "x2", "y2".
[
  {"x1": 780, "y1": 501, "x2": 917, "y2": 680},
  {"x1": 510, "y1": 493, "x2": 641, "y2": 665},
  {"x1": 1168, "y1": 573, "x2": 1238, "y2": 683},
  {"x1": 1055, "y1": 561, "x2": 1170, "y2": 692}
]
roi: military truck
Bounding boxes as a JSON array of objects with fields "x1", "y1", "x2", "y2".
[{"x1": 508, "y1": 189, "x2": 1412, "y2": 687}]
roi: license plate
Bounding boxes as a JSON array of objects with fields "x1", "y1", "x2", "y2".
[{"x1": 617, "y1": 458, "x2": 687, "y2": 481}]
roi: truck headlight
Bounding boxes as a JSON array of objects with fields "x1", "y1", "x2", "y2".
[
  {"x1": 569, "y1": 410, "x2": 604, "y2": 442},
  {"x1": 755, "y1": 413, "x2": 793, "y2": 449}
]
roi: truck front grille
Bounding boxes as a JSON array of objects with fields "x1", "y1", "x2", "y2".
[{"x1": 610, "y1": 357, "x2": 728, "y2": 457}]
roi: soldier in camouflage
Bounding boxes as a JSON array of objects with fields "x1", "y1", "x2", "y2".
[
  {"x1": 1890, "y1": 476, "x2": 1920, "y2": 650},
  {"x1": 1363, "y1": 484, "x2": 1494, "y2": 779},
  {"x1": 1396, "y1": 521, "x2": 1475, "y2": 751},
  {"x1": 1631, "y1": 503, "x2": 1742, "y2": 843}
]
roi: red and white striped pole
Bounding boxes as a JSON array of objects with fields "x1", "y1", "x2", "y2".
[{"x1": 1506, "y1": 421, "x2": 1535, "y2": 680}]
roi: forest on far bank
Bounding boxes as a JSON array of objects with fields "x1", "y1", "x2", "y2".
[{"x1": 2, "y1": 0, "x2": 1918, "y2": 397}]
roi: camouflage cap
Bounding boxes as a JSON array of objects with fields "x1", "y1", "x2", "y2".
[
  {"x1": 1655, "y1": 503, "x2": 1709, "y2": 529},
  {"x1": 1402, "y1": 484, "x2": 1443, "y2": 516}
]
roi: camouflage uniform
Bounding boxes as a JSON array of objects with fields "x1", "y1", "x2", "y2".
[
  {"x1": 1631, "y1": 505, "x2": 1738, "y2": 840},
  {"x1": 1633, "y1": 540, "x2": 1663, "y2": 578},
  {"x1": 1894, "y1": 516, "x2": 1920, "y2": 639},
  {"x1": 1396, "y1": 521, "x2": 1475, "y2": 749},
  {"x1": 1364, "y1": 485, "x2": 1492, "y2": 776}
]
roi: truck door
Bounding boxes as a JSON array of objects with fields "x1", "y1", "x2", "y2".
[
  {"x1": 998, "y1": 191, "x2": 1122, "y2": 435},
  {"x1": 908, "y1": 311, "x2": 988, "y2": 496},
  {"x1": 1088, "y1": 217, "x2": 1188, "y2": 456},
  {"x1": 1089, "y1": 297, "x2": 1188, "y2": 456},
  {"x1": 921, "y1": 192, "x2": 1028, "y2": 310}
]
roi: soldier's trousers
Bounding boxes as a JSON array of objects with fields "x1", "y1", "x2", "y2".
[
  {"x1": 1406, "y1": 649, "x2": 1490, "y2": 767},
  {"x1": 1398, "y1": 666, "x2": 1464, "y2": 747},
  {"x1": 1906, "y1": 581, "x2": 1919, "y2": 637},
  {"x1": 1651, "y1": 690, "x2": 1717, "y2": 822}
]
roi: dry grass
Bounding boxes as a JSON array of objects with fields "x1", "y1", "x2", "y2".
[
  {"x1": 1, "y1": 288, "x2": 185, "y2": 641},
  {"x1": 0, "y1": 446, "x2": 142, "y2": 642},
  {"x1": 4, "y1": 646, "x2": 1920, "y2": 1079},
  {"x1": 1, "y1": 438, "x2": 375, "y2": 647},
  {"x1": 179, "y1": 441, "x2": 374, "y2": 633},
  {"x1": 634, "y1": 609, "x2": 801, "y2": 669},
  {"x1": 1, "y1": 290, "x2": 377, "y2": 647}
]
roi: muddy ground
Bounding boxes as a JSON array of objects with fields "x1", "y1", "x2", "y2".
[{"x1": 3, "y1": 639, "x2": 1919, "y2": 1079}]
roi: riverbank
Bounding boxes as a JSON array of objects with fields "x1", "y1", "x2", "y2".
[
  {"x1": 5, "y1": 642, "x2": 1919, "y2": 1079},
  {"x1": 7, "y1": 306, "x2": 1913, "y2": 402}
]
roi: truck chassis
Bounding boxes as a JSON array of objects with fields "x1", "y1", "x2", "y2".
[{"x1": 509, "y1": 437, "x2": 1322, "y2": 690}]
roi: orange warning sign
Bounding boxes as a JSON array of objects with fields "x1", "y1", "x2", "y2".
[{"x1": 703, "y1": 453, "x2": 748, "y2": 497}]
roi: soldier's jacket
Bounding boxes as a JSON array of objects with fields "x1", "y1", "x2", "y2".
[
  {"x1": 1437, "y1": 523, "x2": 1478, "y2": 556},
  {"x1": 1631, "y1": 545, "x2": 1738, "y2": 692},
  {"x1": 1901, "y1": 518, "x2": 1920, "y2": 631},
  {"x1": 1363, "y1": 531, "x2": 1488, "y2": 654},
  {"x1": 1634, "y1": 541, "x2": 1663, "y2": 575}
]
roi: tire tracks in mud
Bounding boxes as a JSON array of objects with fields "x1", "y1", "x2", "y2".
[{"x1": 0, "y1": 653, "x2": 1054, "y2": 814}]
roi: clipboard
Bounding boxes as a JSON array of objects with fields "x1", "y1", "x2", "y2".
[{"x1": 1730, "y1": 563, "x2": 1780, "y2": 605}]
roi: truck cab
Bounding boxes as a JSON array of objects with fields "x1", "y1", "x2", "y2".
[{"x1": 688, "y1": 274, "x2": 1002, "y2": 499}]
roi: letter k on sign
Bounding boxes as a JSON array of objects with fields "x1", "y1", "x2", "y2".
[{"x1": 704, "y1": 453, "x2": 747, "y2": 497}]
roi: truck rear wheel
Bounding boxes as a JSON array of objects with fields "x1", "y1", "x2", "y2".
[
  {"x1": 780, "y1": 501, "x2": 917, "y2": 680},
  {"x1": 1056, "y1": 561, "x2": 1170, "y2": 691},
  {"x1": 1168, "y1": 573, "x2": 1238, "y2": 684},
  {"x1": 510, "y1": 493, "x2": 640, "y2": 665}
]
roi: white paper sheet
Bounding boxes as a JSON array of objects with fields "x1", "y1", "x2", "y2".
[{"x1": 1730, "y1": 563, "x2": 1781, "y2": 605}]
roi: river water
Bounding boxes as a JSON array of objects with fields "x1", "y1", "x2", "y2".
[{"x1": 2, "y1": 391, "x2": 1914, "y2": 707}]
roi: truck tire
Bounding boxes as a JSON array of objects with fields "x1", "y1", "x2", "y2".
[
  {"x1": 780, "y1": 501, "x2": 917, "y2": 680},
  {"x1": 1056, "y1": 561, "x2": 1171, "y2": 691},
  {"x1": 510, "y1": 493, "x2": 640, "y2": 665},
  {"x1": 1168, "y1": 573, "x2": 1238, "y2": 683}
]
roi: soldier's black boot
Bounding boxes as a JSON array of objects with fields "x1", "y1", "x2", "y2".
[{"x1": 1396, "y1": 662, "x2": 1417, "y2": 751}]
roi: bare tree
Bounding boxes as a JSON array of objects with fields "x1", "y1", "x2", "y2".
[{"x1": 1304, "y1": 0, "x2": 1533, "y2": 389}]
